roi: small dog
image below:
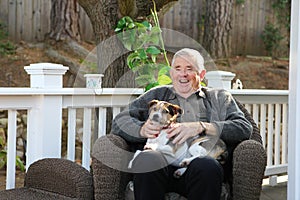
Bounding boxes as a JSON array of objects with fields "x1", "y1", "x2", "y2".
[{"x1": 128, "y1": 100, "x2": 227, "y2": 177}]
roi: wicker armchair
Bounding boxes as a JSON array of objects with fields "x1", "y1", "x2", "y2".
[
  {"x1": 0, "y1": 158, "x2": 94, "y2": 200},
  {"x1": 91, "y1": 100, "x2": 267, "y2": 200}
]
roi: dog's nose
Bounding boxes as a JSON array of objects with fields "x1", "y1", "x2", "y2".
[{"x1": 152, "y1": 114, "x2": 160, "y2": 122}]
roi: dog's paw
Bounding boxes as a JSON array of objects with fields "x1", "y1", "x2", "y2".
[
  {"x1": 179, "y1": 159, "x2": 190, "y2": 167},
  {"x1": 179, "y1": 156, "x2": 197, "y2": 167},
  {"x1": 173, "y1": 168, "x2": 187, "y2": 178}
]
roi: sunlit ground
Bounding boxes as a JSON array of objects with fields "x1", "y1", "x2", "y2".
[{"x1": 262, "y1": 175, "x2": 288, "y2": 186}]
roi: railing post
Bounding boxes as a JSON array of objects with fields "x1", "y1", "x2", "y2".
[
  {"x1": 288, "y1": 0, "x2": 300, "y2": 199},
  {"x1": 205, "y1": 70, "x2": 236, "y2": 89},
  {"x1": 24, "y1": 63, "x2": 68, "y2": 169}
]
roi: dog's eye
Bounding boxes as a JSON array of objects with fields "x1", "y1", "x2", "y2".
[
  {"x1": 162, "y1": 110, "x2": 169, "y2": 114},
  {"x1": 153, "y1": 108, "x2": 157, "y2": 111}
]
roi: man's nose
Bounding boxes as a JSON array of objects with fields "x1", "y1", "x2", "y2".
[{"x1": 180, "y1": 69, "x2": 188, "y2": 76}]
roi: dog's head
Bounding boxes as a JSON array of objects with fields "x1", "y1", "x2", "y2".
[{"x1": 148, "y1": 100, "x2": 182, "y2": 128}]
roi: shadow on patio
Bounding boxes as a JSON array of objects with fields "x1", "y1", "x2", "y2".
[{"x1": 260, "y1": 175, "x2": 287, "y2": 200}]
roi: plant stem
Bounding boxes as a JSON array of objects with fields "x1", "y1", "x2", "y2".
[{"x1": 151, "y1": 1, "x2": 170, "y2": 66}]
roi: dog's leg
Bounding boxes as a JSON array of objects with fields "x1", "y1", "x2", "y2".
[
  {"x1": 179, "y1": 155, "x2": 199, "y2": 167},
  {"x1": 188, "y1": 141, "x2": 208, "y2": 157},
  {"x1": 174, "y1": 167, "x2": 187, "y2": 178}
]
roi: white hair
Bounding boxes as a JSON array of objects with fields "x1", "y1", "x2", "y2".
[{"x1": 171, "y1": 48, "x2": 205, "y2": 71}]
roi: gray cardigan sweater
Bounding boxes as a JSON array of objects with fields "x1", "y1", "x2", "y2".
[{"x1": 112, "y1": 85, "x2": 253, "y2": 147}]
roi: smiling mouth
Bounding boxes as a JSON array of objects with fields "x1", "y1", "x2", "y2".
[{"x1": 179, "y1": 79, "x2": 189, "y2": 83}]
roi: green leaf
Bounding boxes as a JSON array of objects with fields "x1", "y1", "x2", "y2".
[
  {"x1": 0, "y1": 160, "x2": 5, "y2": 169},
  {"x1": 128, "y1": 22, "x2": 135, "y2": 29},
  {"x1": 158, "y1": 65, "x2": 171, "y2": 76},
  {"x1": 135, "y1": 22, "x2": 148, "y2": 29},
  {"x1": 146, "y1": 46, "x2": 161, "y2": 63},
  {"x1": 16, "y1": 156, "x2": 25, "y2": 172},
  {"x1": 114, "y1": 16, "x2": 135, "y2": 33},
  {"x1": 0, "y1": 136, "x2": 4, "y2": 147},
  {"x1": 151, "y1": 26, "x2": 161, "y2": 34},
  {"x1": 146, "y1": 46, "x2": 161, "y2": 55},
  {"x1": 158, "y1": 74, "x2": 172, "y2": 85},
  {"x1": 115, "y1": 18, "x2": 126, "y2": 32},
  {"x1": 137, "y1": 49, "x2": 147, "y2": 60},
  {"x1": 141, "y1": 21, "x2": 152, "y2": 30},
  {"x1": 123, "y1": 41, "x2": 133, "y2": 50},
  {"x1": 135, "y1": 74, "x2": 155, "y2": 86},
  {"x1": 0, "y1": 150, "x2": 6, "y2": 158},
  {"x1": 145, "y1": 82, "x2": 160, "y2": 91},
  {"x1": 114, "y1": 27, "x2": 122, "y2": 32},
  {"x1": 127, "y1": 52, "x2": 141, "y2": 70}
]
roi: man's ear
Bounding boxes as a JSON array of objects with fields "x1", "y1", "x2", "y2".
[
  {"x1": 200, "y1": 69, "x2": 206, "y2": 80},
  {"x1": 149, "y1": 100, "x2": 159, "y2": 108}
]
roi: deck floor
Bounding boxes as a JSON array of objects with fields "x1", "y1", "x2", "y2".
[{"x1": 260, "y1": 176, "x2": 287, "y2": 200}]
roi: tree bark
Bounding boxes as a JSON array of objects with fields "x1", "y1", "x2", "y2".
[
  {"x1": 48, "y1": 0, "x2": 81, "y2": 41},
  {"x1": 203, "y1": 0, "x2": 233, "y2": 59},
  {"x1": 77, "y1": 0, "x2": 177, "y2": 133},
  {"x1": 77, "y1": 0, "x2": 178, "y2": 88}
]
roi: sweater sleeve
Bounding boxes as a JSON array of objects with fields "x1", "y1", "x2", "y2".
[
  {"x1": 111, "y1": 94, "x2": 149, "y2": 143},
  {"x1": 209, "y1": 90, "x2": 253, "y2": 145}
]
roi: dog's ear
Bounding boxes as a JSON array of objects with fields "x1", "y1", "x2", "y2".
[
  {"x1": 168, "y1": 104, "x2": 182, "y2": 116},
  {"x1": 149, "y1": 100, "x2": 159, "y2": 108}
]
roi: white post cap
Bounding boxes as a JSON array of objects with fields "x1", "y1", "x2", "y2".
[
  {"x1": 205, "y1": 70, "x2": 236, "y2": 89},
  {"x1": 24, "y1": 63, "x2": 69, "y2": 88}
]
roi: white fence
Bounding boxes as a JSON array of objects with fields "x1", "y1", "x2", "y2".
[
  {"x1": 232, "y1": 89, "x2": 288, "y2": 185},
  {"x1": 0, "y1": 63, "x2": 288, "y2": 190}
]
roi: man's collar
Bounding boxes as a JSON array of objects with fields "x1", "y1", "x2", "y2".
[
  {"x1": 196, "y1": 87, "x2": 206, "y2": 98},
  {"x1": 170, "y1": 86, "x2": 206, "y2": 99}
]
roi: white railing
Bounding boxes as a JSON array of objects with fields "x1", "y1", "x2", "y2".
[
  {"x1": 0, "y1": 63, "x2": 288, "y2": 189},
  {"x1": 231, "y1": 89, "x2": 289, "y2": 185}
]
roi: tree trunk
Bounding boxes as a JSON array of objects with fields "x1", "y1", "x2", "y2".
[
  {"x1": 49, "y1": 0, "x2": 81, "y2": 41},
  {"x1": 203, "y1": 0, "x2": 233, "y2": 59},
  {"x1": 77, "y1": 0, "x2": 177, "y2": 133},
  {"x1": 77, "y1": 0, "x2": 177, "y2": 88}
]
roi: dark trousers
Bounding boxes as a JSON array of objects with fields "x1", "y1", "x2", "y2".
[{"x1": 132, "y1": 151, "x2": 223, "y2": 200}]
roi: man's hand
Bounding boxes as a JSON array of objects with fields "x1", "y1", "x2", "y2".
[
  {"x1": 140, "y1": 119, "x2": 162, "y2": 139},
  {"x1": 166, "y1": 122, "x2": 202, "y2": 144}
]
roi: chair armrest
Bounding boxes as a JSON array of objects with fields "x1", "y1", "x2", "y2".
[
  {"x1": 232, "y1": 139, "x2": 267, "y2": 200},
  {"x1": 25, "y1": 158, "x2": 93, "y2": 199},
  {"x1": 92, "y1": 134, "x2": 132, "y2": 200}
]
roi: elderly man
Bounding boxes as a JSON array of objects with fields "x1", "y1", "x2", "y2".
[{"x1": 112, "y1": 48, "x2": 252, "y2": 200}]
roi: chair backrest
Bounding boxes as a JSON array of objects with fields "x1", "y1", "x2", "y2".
[
  {"x1": 25, "y1": 158, "x2": 94, "y2": 199},
  {"x1": 235, "y1": 99, "x2": 262, "y2": 144}
]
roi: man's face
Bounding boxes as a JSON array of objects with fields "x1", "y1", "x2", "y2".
[{"x1": 170, "y1": 56, "x2": 205, "y2": 98}]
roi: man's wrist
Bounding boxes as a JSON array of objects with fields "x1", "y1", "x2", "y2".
[{"x1": 199, "y1": 121, "x2": 207, "y2": 135}]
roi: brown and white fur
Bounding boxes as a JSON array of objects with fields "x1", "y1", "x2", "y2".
[{"x1": 128, "y1": 100, "x2": 227, "y2": 177}]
